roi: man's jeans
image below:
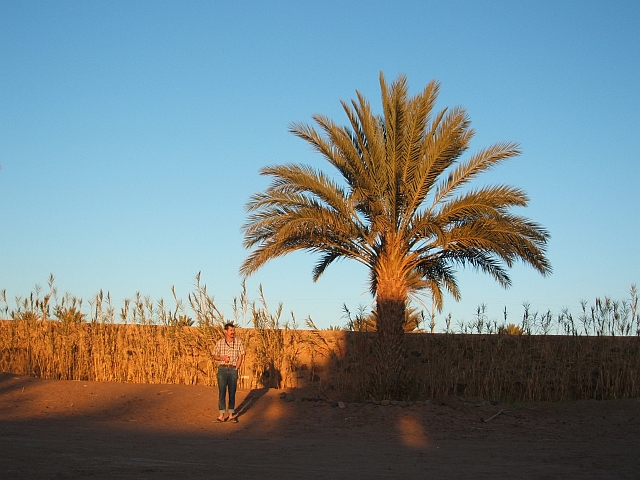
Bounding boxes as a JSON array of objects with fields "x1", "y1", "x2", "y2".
[{"x1": 217, "y1": 366, "x2": 239, "y2": 413}]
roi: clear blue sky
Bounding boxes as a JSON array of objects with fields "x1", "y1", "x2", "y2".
[{"x1": 1, "y1": 1, "x2": 638, "y2": 329}]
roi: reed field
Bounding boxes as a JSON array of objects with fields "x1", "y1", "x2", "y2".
[{"x1": 1, "y1": 276, "x2": 639, "y2": 402}]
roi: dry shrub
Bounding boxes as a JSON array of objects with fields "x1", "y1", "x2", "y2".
[
  {"x1": 244, "y1": 286, "x2": 303, "y2": 389},
  {"x1": 403, "y1": 333, "x2": 640, "y2": 401},
  {"x1": 2, "y1": 280, "x2": 639, "y2": 402},
  {"x1": 0, "y1": 319, "x2": 215, "y2": 385},
  {"x1": 302, "y1": 318, "x2": 373, "y2": 399},
  {"x1": 1, "y1": 320, "x2": 639, "y2": 402},
  {"x1": 0, "y1": 277, "x2": 308, "y2": 391},
  {"x1": 291, "y1": 331, "x2": 640, "y2": 402}
]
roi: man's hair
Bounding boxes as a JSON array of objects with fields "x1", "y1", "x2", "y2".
[{"x1": 224, "y1": 322, "x2": 235, "y2": 330}]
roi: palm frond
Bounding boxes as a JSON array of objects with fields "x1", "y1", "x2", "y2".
[{"x1": 431, "y1": 142, "x2": 521, "y2": 209}]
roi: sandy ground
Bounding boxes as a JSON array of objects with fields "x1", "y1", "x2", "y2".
[{"x1": 0, "y1": 373, "x2": 638, "y2": 479}]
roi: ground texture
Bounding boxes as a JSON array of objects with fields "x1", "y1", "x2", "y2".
[{"x1": 0, "y1": 372, "x2": 638, "y2": 479}]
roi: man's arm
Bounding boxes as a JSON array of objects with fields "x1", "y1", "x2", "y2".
[{"x1": 235, "y1": 354, "x2": 244, "y2": 370}]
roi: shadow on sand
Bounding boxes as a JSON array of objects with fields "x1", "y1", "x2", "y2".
[{"x1": 0, "y1": 373, "x2": 638, "y2": 479}]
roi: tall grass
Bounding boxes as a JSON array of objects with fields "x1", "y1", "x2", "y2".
[
  {"x1": 249, "y1": 286, "x2": 304, "y2": 388},
  {"x1": 1, "y1": 278, "x2": 639, "y2": 402},
  {"x1": 404, "y1": 333, "x2": 639, "y2": 401},
  {"x1": 449, "y1": 285, "x2": 640, "y2": 337},
  {"x1": 0, "y1": 274, "x2": 308, "y2": 389}
]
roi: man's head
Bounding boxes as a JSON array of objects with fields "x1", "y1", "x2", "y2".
[{"x1": 224, "y1": 322, "x2": 235, "y2": 341}]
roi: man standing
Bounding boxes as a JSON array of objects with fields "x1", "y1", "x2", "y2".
[{"x1": 212, "y1": 322, "x2": 246, "y2": 422}]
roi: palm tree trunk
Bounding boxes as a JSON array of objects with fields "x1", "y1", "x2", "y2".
[
  {"x1": 373, "y1": 237, "x2": 409, "y2": 397},
  {"x1": 374, "y1": 296, "x2": 407, "y2": 397}
]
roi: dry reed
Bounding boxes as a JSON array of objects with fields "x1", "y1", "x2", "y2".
[{"x1": 1, "y1": 278, "x2": 639, "y2": 402}]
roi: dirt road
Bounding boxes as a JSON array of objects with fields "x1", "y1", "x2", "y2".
[{"x1": 1, "y1": 373, "x2": 638, "y2": 479}]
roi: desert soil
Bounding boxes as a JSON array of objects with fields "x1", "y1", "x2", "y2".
[{"x1": 0, "y1": 372, "x2": 638, "y2": 479}]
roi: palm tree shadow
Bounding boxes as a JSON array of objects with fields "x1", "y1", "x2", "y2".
[{"x1": 235, "y1": 387, "x2": 269, "y2": 418}]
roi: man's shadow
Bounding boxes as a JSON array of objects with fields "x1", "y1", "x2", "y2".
[
  {"x1": 235, "y1": 388, "x2": 269, "y2": 418},
  {"x1": 235, "y1": 363, "x2": 283, "y2": 418}
]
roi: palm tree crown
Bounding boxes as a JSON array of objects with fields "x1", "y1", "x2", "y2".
[{"x1": 241, "y1": 73, "x2": 551, "y2": 317}]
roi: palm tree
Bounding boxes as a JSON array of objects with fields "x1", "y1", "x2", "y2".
[{"x1": 241, "y1": 73, "x2": 551, "y2": 396}]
